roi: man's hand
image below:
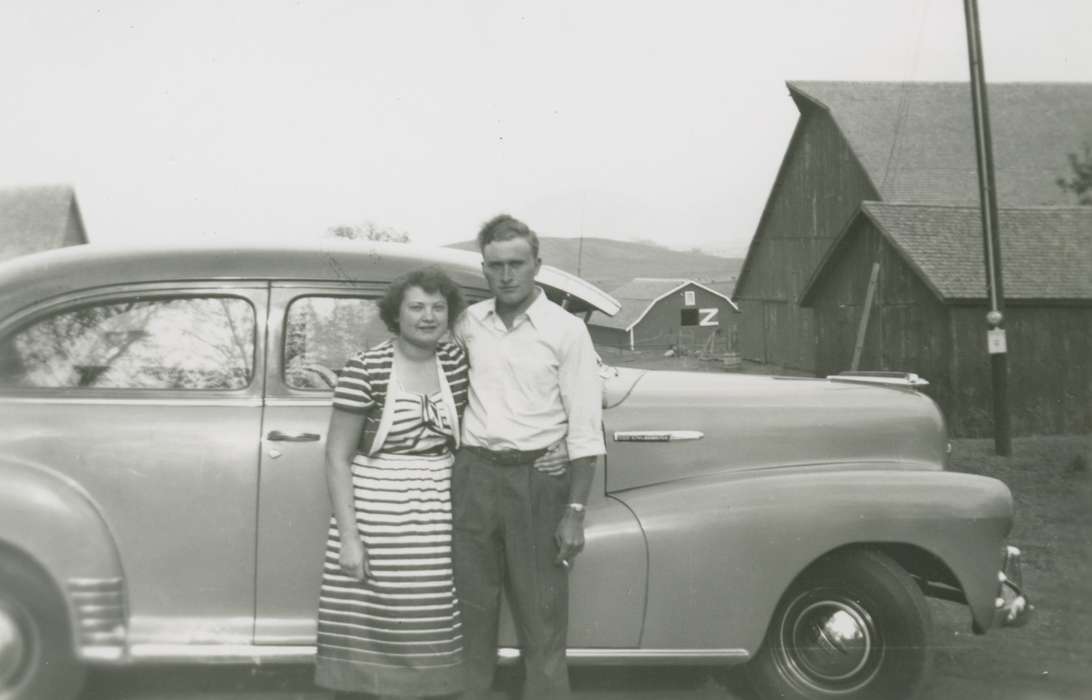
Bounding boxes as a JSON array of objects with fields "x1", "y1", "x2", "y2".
[{"x1": 554, "y1": 507, "x2": 586, "y2": 568}]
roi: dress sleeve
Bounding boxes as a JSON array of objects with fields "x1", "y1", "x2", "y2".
[
  {"x1": 332, "y1": 353, "x2": 374, "y2": 414},
  {"x1": 442, "y1": 341, "x2": 470, "y2": 416}
]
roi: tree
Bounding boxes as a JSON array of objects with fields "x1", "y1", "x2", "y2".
[
  {"x1": 1056, "y1": 143, "x2": 1092, "y2": 205},
  {"x1": 327, "y1": 222, "x2": 411, "y2": 243}
]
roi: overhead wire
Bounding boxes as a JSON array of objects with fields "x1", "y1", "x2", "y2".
[{"x1": 879, "y1": 0, "x2": 931, "y2": 196}]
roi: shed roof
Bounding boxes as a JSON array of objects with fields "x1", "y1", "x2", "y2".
[
  {"x1": 800, "y1": 203, "x2": 1092, "y2": 304},
  {"x1": 787, "y1": 81, "x2": 1092, "y2": 206},
  {"x1": 0, "y1": 184, "x2": 86, "y2": 262},
  {"x1": 590, "y1": 278, "x2": 737, "y2": 331}
]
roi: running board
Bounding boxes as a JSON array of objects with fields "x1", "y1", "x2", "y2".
[{"x1": 116, "y1": 644, "x2": 750, "y2": 666}]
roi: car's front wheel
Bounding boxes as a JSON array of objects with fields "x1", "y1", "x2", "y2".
[
  {"x1": 748, "y1": 549, "x2": 933, "y2": 700},
  {"x1": 0, "y1": 553, "x2": 85, "y2": 700}
]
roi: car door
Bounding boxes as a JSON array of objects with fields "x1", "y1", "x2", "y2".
[
  {"x1": 253, "y1": 283, "x2": 393, "y2": 643},
  {"x1": 0, "y1": 282, "x2": 267, "y2": 645}
]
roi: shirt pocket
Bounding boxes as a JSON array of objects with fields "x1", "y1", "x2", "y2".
[{"x1": 506, "y1": 344, "x2": 558, "y2": 397}]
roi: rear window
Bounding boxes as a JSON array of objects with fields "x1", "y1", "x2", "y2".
[{"x1": 0, "y1": 296, "x2": 256, "y2": 390}]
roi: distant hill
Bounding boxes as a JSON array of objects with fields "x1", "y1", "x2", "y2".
[{"x1": 447, "y1": 237, "x2": 742, "y2": 296}]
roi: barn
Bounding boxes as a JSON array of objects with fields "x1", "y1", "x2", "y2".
[
  {"x1": 734, "y1": 81, "x2": 1092, "y2": 374},
  {"x1": 0, "y1": 184, "x2": 88, "y2": 263},
  {"x1": 589, "y1": 278, "x2": 739, "y2": 354},
  {"x1": 800, "y1": 203, "x2": 1092, "y2": 437}
]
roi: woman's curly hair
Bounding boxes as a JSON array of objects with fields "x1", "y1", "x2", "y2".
[{"x1": 378, "y1": 266, "x2": 466, "y2": 334}]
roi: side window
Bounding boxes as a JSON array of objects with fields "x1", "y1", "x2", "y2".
[
  {"x1": 0, "y1": 297, "x2": 256, "y2": 390},
  {"x1": 284, "y1": 296, "x2": 389, "y2": 391}
]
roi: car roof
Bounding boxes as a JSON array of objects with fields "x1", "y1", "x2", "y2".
[{"x1": 0, "y1": 241, "x2": 620, "y2": 319}]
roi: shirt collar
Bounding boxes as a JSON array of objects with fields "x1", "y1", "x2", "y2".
[{"x1": 477, "y1": 286, "x2": 548, "y2": 327}]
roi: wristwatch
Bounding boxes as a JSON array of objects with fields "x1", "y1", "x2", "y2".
[{"x1": 567, "y1": 502, "x2": 586, "y2": 513}]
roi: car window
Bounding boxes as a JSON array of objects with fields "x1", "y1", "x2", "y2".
[
  {"x1": 0, "y1": 296, "x2": 256, "y2": 390},
  {"x1": 283, "y1": 296, "x2": 390, "y2": 391}
]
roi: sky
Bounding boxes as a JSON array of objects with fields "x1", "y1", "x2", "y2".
[{"x1": 1, "y1": 0, "x2": 1089, "y2": 257}]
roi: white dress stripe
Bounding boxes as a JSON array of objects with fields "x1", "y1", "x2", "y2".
[{"x1": 316, "y1": 372, "x2": 464, "y2": 695}]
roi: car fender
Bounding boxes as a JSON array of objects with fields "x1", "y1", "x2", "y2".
[
  {"x1": 613, "y1": 466, "x2": 1012, "y2": 653},
  {"x1": 0, "y1": 456, "x2": 127, "y2": 657}
]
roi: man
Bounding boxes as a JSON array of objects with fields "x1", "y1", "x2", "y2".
[{"x1": 453, "y1": 214, "x2": 604, "y2": 700}]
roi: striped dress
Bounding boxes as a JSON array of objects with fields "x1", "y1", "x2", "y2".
[{"x1": 316, "y1": 342, "x2": 467, "y2": 697}]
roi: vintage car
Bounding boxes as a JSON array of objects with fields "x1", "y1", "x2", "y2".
[{"x1": 0, "y1": 242, "x2": 1028, "y2": 700}]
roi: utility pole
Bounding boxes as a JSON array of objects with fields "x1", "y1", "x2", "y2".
[{"x1": 963, "y1": 0, "x2": 1012, "y2": 456}]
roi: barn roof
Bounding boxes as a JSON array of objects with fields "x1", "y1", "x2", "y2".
[
  {"x1": 736, "y1": 81, "x2": 1092, "y2": 297},
  {"x1": 590, "y1": 278, "x2": 737, "y2": 331},
  {"x1": 787, "y1": 81, "x2": 1092, "y2": 206},
  {"x1": 800, "y1": 203, "x2": 1092, "y2": 304},
  {"x1": 0, "y1": 184, "x2": 87, "y2": 262}
]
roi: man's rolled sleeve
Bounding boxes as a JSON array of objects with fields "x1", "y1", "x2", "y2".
[{"x1": 558, "y1": 323, "x2": 606, "y2": 460}]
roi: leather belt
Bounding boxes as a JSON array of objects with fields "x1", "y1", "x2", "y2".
[{"x1": 465, "y1": 444, "x2": 548, "y2": 466}]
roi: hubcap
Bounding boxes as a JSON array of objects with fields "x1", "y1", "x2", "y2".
[
  {"x1": 777, "y1": 590, "x2": 883, "y2": 693},
  {"x1": 0, "y1": 603, "x2": 30, "y2": 689}
]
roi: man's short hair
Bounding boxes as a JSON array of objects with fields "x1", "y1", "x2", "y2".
[
  {"x1": 378, "y1": 266, "x2": 466, "y2": 334},
  {"x1": 477, "y1": 214, "x2": 540, "y2": 259}
]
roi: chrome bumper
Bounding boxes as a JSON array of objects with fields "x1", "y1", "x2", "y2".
[{"x1": 995, "y1": 545, "x2": 1032, "y2": 628}]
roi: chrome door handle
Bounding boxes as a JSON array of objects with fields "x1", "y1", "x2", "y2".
[{"x1": 267, "y1": 431, "x2": 321, "y2": 442}]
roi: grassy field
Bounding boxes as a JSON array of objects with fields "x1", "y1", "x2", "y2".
[{"x1": 931, "y1": 434, "x2": 1092, "y2": 694}]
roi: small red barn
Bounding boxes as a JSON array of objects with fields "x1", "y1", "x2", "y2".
[{"x1": 589, "y1": 278, "x2": 739, "y2": 354}]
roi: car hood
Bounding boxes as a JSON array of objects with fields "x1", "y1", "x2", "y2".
[{"x1": 602, "y1": 368, "x2": 948, "y2": 493}]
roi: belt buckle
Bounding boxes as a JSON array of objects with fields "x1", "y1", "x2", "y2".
[{"x1": 496, "y1": 449, "x2": 525, "y2": 466}]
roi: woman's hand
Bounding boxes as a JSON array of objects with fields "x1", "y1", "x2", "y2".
[{"x1": 339, "y1": 534, "x2": 370, "y2": 581}]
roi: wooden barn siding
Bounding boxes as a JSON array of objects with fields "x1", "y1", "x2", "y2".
[
  {"x1": 739, "y1": 299, "x2": 766, "y2": 362},
  {"x1": 812, "y1": 221, "x2": 949, "y2": 383},
  {"x1": 948, "y1": 305, "x2": 1092, "y2": 436},
  {"x1": 631, "y1": 285, "x2": 738, "y2": 352},
  {"x1": 736, "y1": 109, "x2": 879, "y2": 371},
  {"x1": 811, "y1": 221, "x2": 960, "y2": 426},
  {"x1": 811, "y1": 221, "x2": 1092, "y2": 436}
]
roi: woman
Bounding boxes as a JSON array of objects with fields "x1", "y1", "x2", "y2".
[{"x1": 315, "y1": 267, "x2": 468, "y2": 700}]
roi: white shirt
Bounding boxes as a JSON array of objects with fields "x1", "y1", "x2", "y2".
[{"x1": 455, "y1": 289, "x2": 605, "y2": 460}]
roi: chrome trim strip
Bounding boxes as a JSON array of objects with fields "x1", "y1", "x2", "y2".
[
  {"x1": 79, "y1": 618, "x2": 124, "y2": 630},
  {"x1": 827, "y1": 372, "x2": 930, "y2": 388},
  {"x1": 68, "y1": 577, "x2": 124, "y2": 586},
  {"x1": 265, "y1": 398, "x2": 333, "y2": 407},
  {"x1": 128, "y1": 644, "x2": 317, "y2": 664},
  {"x1": 69, "y1": 591, "x2": 124, "y2": 600},
  {"x1": 74, "y1": 604, "x2": 125, "y2": 615},
  {"x1": 558, "y1": 648, "x2": 748, "y2": 665},
  {"x1": 0, "y1": 397, "x2": 263, "y2": 407},
  {"x1": 80, "y1": 646, "x2": 127, "y2": 663},
  {"x1": 83, "y1": 629, "x2": 126, "y2": 643},
  {"x1": 613, "y1": 430, "x2": 704, "y2": 442},
  {"x1": 124, "y1": 644, "x2": 749, "y2": 666}
]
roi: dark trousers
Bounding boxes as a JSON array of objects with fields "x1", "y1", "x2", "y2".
[{"x1": 452, "y1": 446, "x2": 572, "y2": 700}]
